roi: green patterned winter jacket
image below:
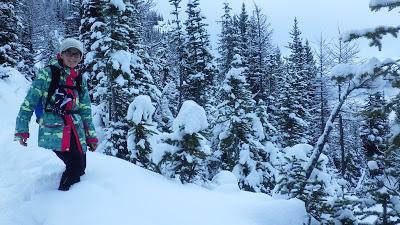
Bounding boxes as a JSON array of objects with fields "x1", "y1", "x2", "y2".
[{"x1": 14, "y1": 58, "x2": 98, "y2": 152}]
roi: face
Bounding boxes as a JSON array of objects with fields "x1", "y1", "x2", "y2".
[{"x1": 61, "y1": 48, "x2": 82, "y2": 68}]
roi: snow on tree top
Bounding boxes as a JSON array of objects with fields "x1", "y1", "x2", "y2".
[
  {"x1": 284, "y1": 144, "x2": 313, "y2": 161},
  {"x1": 110, "y1": 0, "x2": 126, "y2": 11},
  {"x1": 127, "y1": 95, "x2": 155, "y2": 124},
  {"x1": 173, "y1": 100, "x2": 208, "y2": 134}
]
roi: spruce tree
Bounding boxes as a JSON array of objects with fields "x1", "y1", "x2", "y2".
[
  {"x1": 159, "y1": 100, "x2": 210, "y2": 184},
  {"x1": 102, "y1": 0, "x2": 133, "y2": 159},
  {"x1": 276, "y1": 67, "x2": 308, "y2": 147},
  {"x1": 237, "y1": 3, "x2": 249, "y2": 63},
  {"x1": 360, "y1": 92, "x2": 389, "y2": 158},
  {"x1": 65, "y1": 0, "x2": 82, "y2": 38},
  {"x1": 274, "y1": 144, "x2": 334, "y2": 224},
  {"x1": 168, "y1": 0, "x2": 187, "y2": 108},
  {"x1": 80, "y1": 0, "x2": 106, "y2": 101},
  {"x1": 303, "y1": 40, "x2": 319, "y2": 144},
  {"x1": 217, "y1": 2, "x2": 237, "y2": 81},
  {"x1": 127, "y1": 95, "x2": 159, "y2": 172},
  {"x1": 215, "y1": 54, "x2": 273, "y2": 193},
  {"x1": 265, "y1": 47, "x2": 284, "y2": 141},
  {"x1": 153, "y1": 39, "x2": 179, "y2": 132},
  {"x1": 358, "y1": 152, "x2": 400, "y2": 224},
  {"x1": 184, "y1": 0, "x2": 216, "y2": 107},
  {"x1": 0, "y1": 0, "x2": 21, "y2": 67},
  {"x1": 277, "y1": 18, "x2": 310, "y2": 146},
  {"x1": 246, "y1": 4, "x2": 273, "y2": 102},
  {"x1": 14, "y1": 0, "x2": 35, "y2": 79}
]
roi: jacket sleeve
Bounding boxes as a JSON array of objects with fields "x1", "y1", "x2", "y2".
[
  {"x1": 78, "y1": 77, "x2": 98, "y2": 144},
  {"x1": 14, "y1": 68, "x2": 50, "y2": 140}
]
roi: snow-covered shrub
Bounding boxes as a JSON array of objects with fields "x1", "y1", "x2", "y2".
[
  {"x1": 127, "y1": 95, "x2": 159, "y2": 172},
  {"x1": 158, "y1": 100, "x2": 211, "y2": 184}
]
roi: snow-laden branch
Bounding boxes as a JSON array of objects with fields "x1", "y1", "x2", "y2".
[
  {"x1": 370, "y1": 0, "x2": 400, "y2": 11},
  {"x1": 342, "y1": 26, "x2": 400, "y2": 51},
  {"x1": 294, "y1": 58, "x2": 400, "y2": 198}
]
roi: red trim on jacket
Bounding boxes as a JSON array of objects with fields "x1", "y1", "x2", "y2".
[
  {"x1": 61, "y1": 68, "x2": 84, "y2": 154},
  {"x1": 15, "y1": 132, "x2": 30, "y2": 139},
  {"x1": 86, "y1": 138, "x2": 98, "y2": 144},
  {"x1": 61, "y1": 126, "x2": 71, "y2": 152}
]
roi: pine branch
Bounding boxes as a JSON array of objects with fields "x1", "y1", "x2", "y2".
[
  {"x1": 343, "y1": 26, "x2": 400, "y2": 51},
  {"x1": 369, "y1": 0, "x2": 400, "y2": 11}
]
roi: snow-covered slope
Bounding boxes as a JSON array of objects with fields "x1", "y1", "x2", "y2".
[{"x1": 0, "y1": 68, "x2": 307, "y2": 225}]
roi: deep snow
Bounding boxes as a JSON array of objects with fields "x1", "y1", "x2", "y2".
[{"x1": 0, "y1": 68, "x2": 307, "y2": 225}]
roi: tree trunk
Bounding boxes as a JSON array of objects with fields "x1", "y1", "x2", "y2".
[
  {"x1": 338, "y1": 84, "x2": 346, "y2": 176},
  {"x1": 294, "y1": 82, "x2": 353, "y2": 197}
]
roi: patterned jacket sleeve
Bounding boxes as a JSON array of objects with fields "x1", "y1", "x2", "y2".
[
  {"x1": 78, "y1": 77, "x2": 98, "y2": 143},
  {"x1": 15, "y1": 68, "x2": 50, "y2": 140}
]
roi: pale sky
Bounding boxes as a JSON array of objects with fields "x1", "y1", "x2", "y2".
[{"x1": 155, "y1": 0, "x2": 399, "y2": 60}]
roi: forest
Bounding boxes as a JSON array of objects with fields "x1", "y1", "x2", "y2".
[{"x1": 1, "y1": 0, "x2": 400, "y2": 224}]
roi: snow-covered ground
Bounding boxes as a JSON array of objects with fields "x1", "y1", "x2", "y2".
[{"x1": 0, "y1": 68, "x2": 307, "y2": 225}]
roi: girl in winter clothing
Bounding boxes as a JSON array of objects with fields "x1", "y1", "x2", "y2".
[{"x1": 14, "y1": 38, "x2": 98, "y2": 191}]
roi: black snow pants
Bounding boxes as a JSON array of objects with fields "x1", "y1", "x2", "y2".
[{"x1": 54, "y1": 131, "x2": 86, "y2": 191}]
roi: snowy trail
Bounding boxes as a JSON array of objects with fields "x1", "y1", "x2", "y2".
[
  {"x1": 2, "y1": 148, "x2": 306, "y2": 225},
  {"x1": 0, "y1": 70, "x2": 306, "y2": 225}
]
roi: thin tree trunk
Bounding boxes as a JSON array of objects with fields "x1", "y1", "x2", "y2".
[
  {"x1": 294, "y1": 59, "x2": 396, "y2": 198},
  {"x1": 338, "y1": 84, "x2": 346, "y2": 176},
  {"x1": 294, "y1": 80, "x2": 355, "y2": 197}
]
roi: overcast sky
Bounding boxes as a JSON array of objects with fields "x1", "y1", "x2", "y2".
[{"x1": 155, "y1": 0, "x2": 399, "y2": 60}]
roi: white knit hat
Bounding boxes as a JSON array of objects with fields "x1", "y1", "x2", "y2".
[{"x1": 60, "y1": 38, "x2": 84, "y2": 55}]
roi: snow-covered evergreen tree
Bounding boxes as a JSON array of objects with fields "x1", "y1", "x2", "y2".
[
  {"x1": 255, "y1": 100, "x2": 278, "y2": 144},
  {"x1": 101, "y1": 0, "x2": 133, "y2": 159},
  {"x1": 343, "y1": 3, "x2": 400, "y2": 223},
  {"x1": 265, "y1": 47, "x2": 284, "y2": 143},
  {"x1": 0, "y1": 0, "x2": 21, "y2": 67},
  {"x1": 215, "y1": 54, "x2": 273, "y2": 193},
  {"x1": 153, "y1": 39, "x2": 179, "y2": 132},
  {"x1": 65, "y1": 0, "x2": 82, "y2": 38},
  {"x1": 13, "y1": 0, "x2": 35, "y2": 79},
  {"x1": 80, "y1": 0, "x2": 106, "y2": 100},
  {"x1": 360, "y1": 92, "x2": 389, "y2": 158},
  {"x1": 302, "y1": 40, "x2": 319, "y2": 144},
  {"x1": 274, "y1": 144, "x2": 335, "y2": 224},
  {"x1": 159, "y1": 100, "x2": 210, "y2": 184},
  {"x1": 246, "y1": 4, "x2": 273, "y2": 102},
  {"x1": 277, "y1": 18, "x2": 310, "y2": 147},
  {"x1": 237, "y1": 3, "x2": 249, "y2": 64},
  {"x1": 217, "y1": 2, "x2": 237, "y2": 82},
  {"x1": 168, "y1": 0, "x2": 187, "y2": 108},
  {"x1": 127, "y1": 95, "x2": 159, "y2": 172},
  {"x1": 184, "y1": 0, "x2": 216, "y2": 108},
  {"x1": 357, "y1": 152, "x2": 400, "y2": 224},
  {"x1": 276, "y1": 67, "x2": 308, "y2": 147}
]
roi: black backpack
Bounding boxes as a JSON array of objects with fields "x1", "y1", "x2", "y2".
[{"x1": 35, "y1": 64, "x2": 83, "y2": 121}]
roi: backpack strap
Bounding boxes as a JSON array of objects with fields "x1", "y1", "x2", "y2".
[
  {"x1": 75, "y1": 73, "x2": 83, "y2": 96},
  {"x1": 44, "y1": 65, "x2": 61, "y2": 112},
  {"x1": 44, "y1": 65, "x2": 83, "y2": 113}
]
